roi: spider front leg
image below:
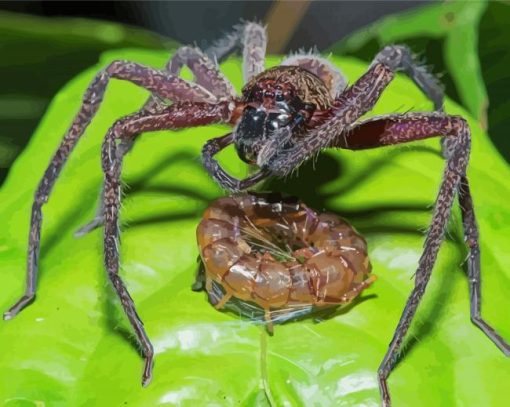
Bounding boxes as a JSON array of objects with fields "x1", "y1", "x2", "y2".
[
  {"x1": 4, "y1": 61, "x2": 216, "y2": 320},
  {"x1": 76, "y1": 21, "x2": 267, "y2": 235},
  {"x1": 333, "y1": 112, "x2": 510, "y2": 405},
  {"x1": 100, "y1": 102, "x2": 230, "y2": 386},
  {"x1": 439, "y1": 137, "x2": 510, "y2": 355},
  {"x1": 458, "y1": 175, "x2": 510, "y2": 355},
  {"x1": 260, "y1": 45, "x2": 444, "y2": 175},
  {"x1": 75, "y1": 47, "x2": 233, "y2": 236},
  {"x1": 347, "y1": 119, "x2": 510, "y2": 362}
]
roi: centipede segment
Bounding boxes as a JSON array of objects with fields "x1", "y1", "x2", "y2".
[{"x1": 196, "y1": 193, "x2": 375, "y2": 330}]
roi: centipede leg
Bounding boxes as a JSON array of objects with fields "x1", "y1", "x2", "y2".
[
  {"x1": 341, "y1": 275, "x2": 378, "y2": 303},
  {"x1": 264, "y1": 310, "x2": 274, "y2": 335},
  {"x1": 214, "y1": 293, "x2": 232, "y2": 310},
  {"x1": 192, "y1": 259, "x2": 206, "y2": 292}
]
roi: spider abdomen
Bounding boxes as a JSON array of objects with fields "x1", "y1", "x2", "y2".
[{"x1": 242, "y1": 65, "x2": 333, "y2": 110}]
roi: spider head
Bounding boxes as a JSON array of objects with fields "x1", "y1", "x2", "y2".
[{"x1": 234, "y1": 78, "x2": 315, "y2": 164}]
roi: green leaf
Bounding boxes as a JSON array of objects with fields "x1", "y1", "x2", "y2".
[{"x1": 1, "y1": 49, "x2": 509, "y2": 406}]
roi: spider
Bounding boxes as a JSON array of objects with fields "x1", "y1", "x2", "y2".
[{"x1": 3, "y1": 21, "x2": 509, "y2": 406}]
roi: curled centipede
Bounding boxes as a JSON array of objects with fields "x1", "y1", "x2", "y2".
[{"x1": 195, "y1": 193, "x2": 376, "y2": 332}]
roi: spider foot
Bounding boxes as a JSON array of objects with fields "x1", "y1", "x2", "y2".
[
  {"x1": 142, "y1": 352, "x2": 154, "y2": 387},
  {"x1": 378, "y1": 372, "x2": 391, "y2": 407},
  {"x1": 3, "y1": 294, "x2": 35, "y2": 320},
  {"x1": 74, "y1": 216, "x2": 104, "y2": 237}
]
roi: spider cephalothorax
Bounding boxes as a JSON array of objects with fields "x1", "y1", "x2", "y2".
[
  {"x1": 234, "y1": 66, "x2": 327, "y2": 164},
  {"x1": 4, "y1": 21, "x2": 509, "y2": 406}
]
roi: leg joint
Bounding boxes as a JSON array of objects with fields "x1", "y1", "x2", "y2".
[{"x1": 105, "y1": 60, "x2": 130, "y2": 76}]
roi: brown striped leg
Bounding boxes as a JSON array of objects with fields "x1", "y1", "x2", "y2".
[
  {"x1": 191, "y1": 260, "x2": 206, "y2": 292},
  {"x1": 101, "y1": 102, "x2": 230, "y2": 386},
  {"x1": 458, "y1": 177, "x2": 510, "y2": 355},
  {"x1": 200, "y1": 21, "x2": 267, "y2": 81},
  {"x1": 242, "y1": 22, "x2": 267, "y2": 82},
  {"x1": 77, "y1": 43, "x2": 239, "y2": 236},
  {"x1": 332, "y1": 112, "x2": 471, "y2": 406},
  {"x1": 168, "y1": 46, "x2": 236, "y2": 99},
  {"x1": 261, "y1": 45, "x2": 443, "y2": 175},
  {"x1": 440, "y1": 136, "x2": 510, "y2": 356},
  {"x1": 264, "y1": 310, "x2": 274, "y2": 335},
  {"x1": 3, "y1": 61, "x2": 217, "y2": 321},
  {"x1": 214, "y1": 293, "x2": 232, "y2": 310},
  {"x1": 201, "y1": 133, "x2": 269, "y2": 192}
]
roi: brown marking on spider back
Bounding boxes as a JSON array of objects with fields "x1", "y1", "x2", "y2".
[{"x1": 242, "y1": 66, "x2": 333, "y2": 110}]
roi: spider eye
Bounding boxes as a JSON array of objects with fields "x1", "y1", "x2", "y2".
[
  {"x1": 275, "y1": 92, "x2": 284, "y2": 102},
  {"x1": 267, "y1": 111, "x2": 291, "y2": 131}
]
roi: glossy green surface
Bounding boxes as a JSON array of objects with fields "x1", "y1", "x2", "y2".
[{"x1": 0, "y1": 49, "x2": 509, "y2": 406}]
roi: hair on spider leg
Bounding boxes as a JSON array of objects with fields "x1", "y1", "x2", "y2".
[{"x1": 285, "y1": 46, "x2": 319, "y2": 58}]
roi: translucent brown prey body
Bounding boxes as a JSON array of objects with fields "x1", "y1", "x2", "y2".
[
  {"x1": 196, "y1": 193, "x2": 376, "y2": 333},
  {"x1": 3, "y1": 21, "x2": 509, "y2": 404}
]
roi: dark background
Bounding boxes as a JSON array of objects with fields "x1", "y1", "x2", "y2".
[{"x1": 0, "y1": 1, "x2": 427, "y2": 51}]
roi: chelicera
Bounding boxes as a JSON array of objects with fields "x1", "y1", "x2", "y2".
[{"x1": 4, "y1": 22, "x2": 509, "y2": 406}]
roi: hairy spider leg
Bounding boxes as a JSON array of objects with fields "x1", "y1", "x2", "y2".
[
  {"x1": 254, "y1": 44, "x2": 506, "y2": 406},
  {"x1": 168, "y1": 22, "x2": 269, "y2": 189},
  {"x1": 75, "y1": 47, "x2": 235, "y2": 236},
  {"x1": 456, "y1": 171, "x2": 510, "y2": 355},
  {"x1": 101, "y1": 102, "x2": 231, "y2": 386},
  {"x1": 205, "y1": 21, "x2": 267, "y2": 82},
  {"x1": 331, "y1": 112, "x2": 503, "y2": 406},
  {"x1": 438, "y1": 136, "x2": 509, "y2": 357},
  {"x1": 3, "y1": 60, "x2": 215, "y2": 319},
  {"x1": 260, "y1": 45, "x2": 445, "y2": 174},
  {"x1": 77, "y1": 21, "x2": 268, "y2": 235},
  {"x1": 169, "y1": 46, "x2": 236, "y2": 99}
]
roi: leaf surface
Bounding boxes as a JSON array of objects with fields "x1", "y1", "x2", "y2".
[{"x1": 0, "y1": 49, "x2": 509, "y2": 406}]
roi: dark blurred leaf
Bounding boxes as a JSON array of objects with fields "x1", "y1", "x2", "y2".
[
  {"x1": 0, "y1": 11, "x2": 176, "y2": 182},
  {"x1": 478, "y1": 1, "x2": 510, "y2": 166}
]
